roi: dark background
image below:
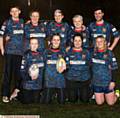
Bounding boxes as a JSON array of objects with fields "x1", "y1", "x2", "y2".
[
  {"x1": 0, "y1": 0, "x2": 120, "y2": 81},
  {"x1": 0, "y1": 0, "x2": 120, "y2": 28}
]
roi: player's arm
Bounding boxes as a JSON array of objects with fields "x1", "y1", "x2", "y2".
[
  {"x1": 0, "y1": 36, "x2": 4, "y2": 55},
  {"x1": 108, "y1": 25, "x2": 120, "y2": 50},
  {"x1": 0, "y1": 21, "x2": 8, "y2": 55},
  {"x1": 108, "y1": 36, "x2": 119, "y2": 50}
]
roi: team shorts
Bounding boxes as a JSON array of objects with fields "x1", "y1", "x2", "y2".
[{"x1": 93, "y1": 85, "x2": 114, "y2": 94}]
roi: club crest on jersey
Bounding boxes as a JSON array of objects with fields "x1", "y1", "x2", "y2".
[
  {"x1": 102, "y1": 28, "x2": 106, "y2": 33},
  {"x1": 40, "y1": 56, "x2": 43, "y2": 60},
  {"x1": 82, "y1": 54, "x2": 86, "y2": 60},
  {"x1": 21, "y1": 24, "x2": 24, "y2": 28},
  {"x1": 61, "y1": 27, "x2": 65, "y2": 32},
  {"x1": 82, "y1": 33, "x2": 86, "y2": 37},
  {"x1": 41, "y1": 27, "x2": 45, "y2": 32},
  {"x1": 103, "y1": 53, "x2": 108, "y2": 59}
]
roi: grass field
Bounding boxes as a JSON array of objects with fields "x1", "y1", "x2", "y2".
[
  {"x1": 0, "y1": 44, "x2": 120, "y2": 118},
  {"x1": 0, "y1": 100, "x2": 120, "y2": 118}
]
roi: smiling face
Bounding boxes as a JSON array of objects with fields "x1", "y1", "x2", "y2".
[
  {"x1": 94, "y1": 9, "x2": 104, "y2": 22},
  {"x1": 96, "y1": 37, "x2": 106, "y2": 50},
  {"x1": 51, "y1": 35, "x2": 61, "y2": 49},
  {"x1": 73, "y1": 16, "x2": 83, "y2": 29},
  {"x1": 30, "y1": 38, "x2": 39, "y2": 52},
  {"x1": 30, "y1": 11, "x2": 40, "y2": 25},
  {"x1": 73, "y1": 36, "x2": 82, "y2": 49}
]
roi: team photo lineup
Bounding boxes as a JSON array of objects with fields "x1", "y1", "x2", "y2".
[{"x1": 0, "y1": 5, "x2": 120, "y2": 106}]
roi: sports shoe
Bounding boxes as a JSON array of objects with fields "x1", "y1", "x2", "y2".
[{"x1": 2, "y1": 96, "x2": 9, "y2": 103}]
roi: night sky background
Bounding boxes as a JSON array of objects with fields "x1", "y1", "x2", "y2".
[{"x1": 0, "y1": 0, "x2": 120, "y2": 28}]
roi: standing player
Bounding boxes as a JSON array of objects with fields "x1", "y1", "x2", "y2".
[
  {"x1": 68, "y1": 15, "x2": 89, "y2": 49},
  {"x1": 47, "y1": 9, "x2": 70, "y2": 49},
  {"x1": 0, "y1": 6, "x2": 24, "y2": 103},
  {"x1": 24, "y1": 10, "x2": 47, "y2": 52},
  {"x1": 91, "y1": 35, "x2": 118, "y2": 105},
  {"x1": 88, "y1": 7, "x2": 119, "y2": 51}
]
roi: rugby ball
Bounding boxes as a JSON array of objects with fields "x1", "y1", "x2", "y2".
[{"x1": 56, "y1": 57, "x2": 66, "y2": 73}]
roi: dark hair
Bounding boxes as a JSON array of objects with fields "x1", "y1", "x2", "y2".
[
  {"x1": 94, "y1": 7, "x2": 104, "y2": 13},
  {"x1": 72, "y1": 33, "x2": 83, "y2": 47},
  {"x1": 29, "y1": 10, "x2": 40, "y2": 17},
  {"x1": 49, "y1": 33, "x2": 61, "y2": 48},
  {"x1": 51, "y1": 33, "x2": 61, "y2": 41},
  {"x1": 10, "y1": 5, "x2": 21, "y2": 11},
  {"x1": 30, "y1": 37, "x2": 39, "y2": 42},
  {"x1": 73, "y1": 33, "x2": 83, "y2": 42}
]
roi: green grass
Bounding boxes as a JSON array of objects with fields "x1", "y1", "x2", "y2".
[{"x1": 1, "y1": 100, "x2": 120, "y2": 118}]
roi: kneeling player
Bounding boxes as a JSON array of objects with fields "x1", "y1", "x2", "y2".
[
  {"x1": 91, "y1": 36, "x2": 118, "y2": 105},
  {"x1": 19, "y1": 38, "x2": 44, "y2": 104},
  {"x1": 41, "y1": 34, "x2": 66, "y2": 104}
]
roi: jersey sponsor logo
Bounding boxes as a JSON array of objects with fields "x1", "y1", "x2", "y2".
[
  {"x1": 61, "y1": 27, "x2": 65, "y2": 32},
  {"x1": 47, "y1": 60, "x2": 57, "y2": 64},
  {"x1": 92, "y1": 58, "x2": 105, "y2": 64},
  {"x1": 102, "y1": 28, "x2": 107, "y2": 33},
  {"x1": 30, "y1": 29, "x2": 35, "y2": 32},
  {"x1": 30, "y1": 33, "x2": 46, "y2": 38},
  {"x1": 70, "y1": 60, "x2": 86, "y2": 65},
  {"x1": 37, "y1": 63, "x2": 44, "y2": 67},
  {"x1": 70, "y1": 55, "x2": 75, "y2": 58},
  {"x1": 93, "y1": 34, "x2": 106, "y2": 38},
  {"x1": 13, "y1": 30, "x2": 24, "y2": 34}
]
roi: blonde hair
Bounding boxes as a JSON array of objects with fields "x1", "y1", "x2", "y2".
[{"x1": 95, "y1": 35, "x2": 107, "y2": 51}]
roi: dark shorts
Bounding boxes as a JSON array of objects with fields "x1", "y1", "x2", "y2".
[{"x1": 93, "y1": 85, "x2": 114, "y2": 94}]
